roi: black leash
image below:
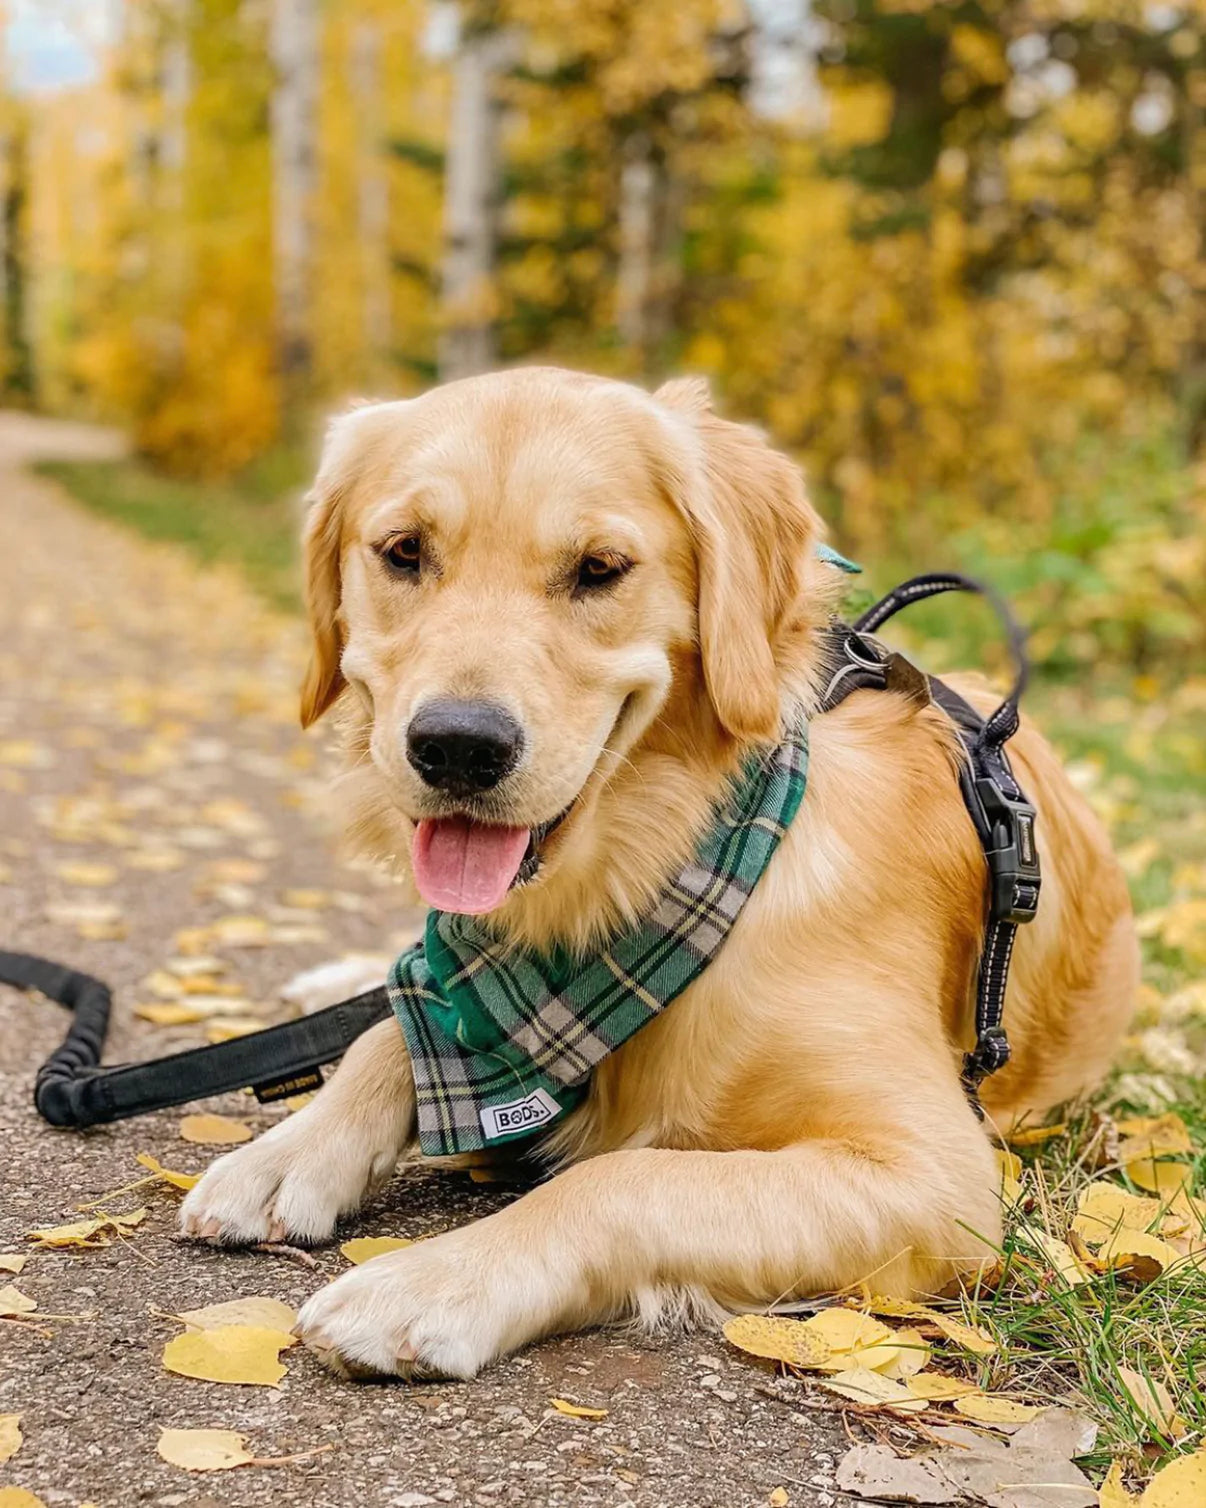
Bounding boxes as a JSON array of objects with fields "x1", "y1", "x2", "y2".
[
  {"x1": 818, "y1": 571, "x2": 1042, "y2": 1112},
  {"x1": 0, "y1": 945, "x2": 390, "y2": 1129},
  {"x1": 2, "y1": 569, "x2": 1039, "y2": 1129}
]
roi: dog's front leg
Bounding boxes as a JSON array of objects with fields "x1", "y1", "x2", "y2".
[
  {"x1": 296, "y1": 1121, "x2": 1001, "y2": 1380},
  {"x1": 180, "y1": 1018, "x2": 416, "y2": 1245}
]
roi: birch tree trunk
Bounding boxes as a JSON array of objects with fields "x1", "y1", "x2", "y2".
[
  {"x1": 351, "y1": 19, "x2": 391, "y2": 383},
  {"x1": 270, "y1": 0, "x2": 319, "y2": 391},
  {"x1": 438, "y1": 20, "x2": 512, "y2": 381}
]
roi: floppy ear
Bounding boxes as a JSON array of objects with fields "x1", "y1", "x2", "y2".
[
  {"x1": 299, "y1": 476, "x2": 346, "y2": 729},
  {"x1": 655, "y1": 378, "x2": 822, "y2": 744}
]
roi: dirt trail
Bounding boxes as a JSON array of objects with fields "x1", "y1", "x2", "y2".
[{"x1": 0, "y1": 412, "x2": 845, "y2": 1508}]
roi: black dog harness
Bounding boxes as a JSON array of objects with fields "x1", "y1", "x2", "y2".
[{"x1": 1, "y1": 572, "x2": 1039, "y2": 1130}]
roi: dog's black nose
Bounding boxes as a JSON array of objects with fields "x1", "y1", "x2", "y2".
[{"x1": 406, "y1": 699, "x2": 524, "y2": 794}]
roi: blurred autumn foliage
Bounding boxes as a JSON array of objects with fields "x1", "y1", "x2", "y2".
[{"x1": 1, "y1": 0, "x2": 1204, "y2": 669}]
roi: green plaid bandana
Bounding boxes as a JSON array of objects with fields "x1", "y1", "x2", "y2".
[{"x1": 388, "y1": 722, "x2": 809, "y2": 1156}]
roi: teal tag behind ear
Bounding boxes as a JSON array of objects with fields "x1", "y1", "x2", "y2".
[{"x1": 814, "y1": 543, "x2": 862, "y2": 574}]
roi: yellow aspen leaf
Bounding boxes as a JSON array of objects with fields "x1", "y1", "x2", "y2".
[
  {"x1": 1115, "y1": 1113, "x2": 1192, "y2": 1152},
  {"x1": 177, "y1": 1297, "x2": 297, "y2": 1334},
  {"x1": 0, "y1": 1286, "x2": 37, "y2": 1317},
  {"x1": 1127, "y1": 1159, "x2": 1192, "y2": 1198},
  {"x1": 1099, "y1": 1461, "x2": 1140, "y2": 1507},
  {"x1": 280, "y1": 889, "x2": 329, "y2": 910},
  {"x1": 1028, "y1": 1228, "x2": 1094, "y2": 1286},
  {"x1": 877, "y1": 1326, "x2": 930, "y2": 1380},
  {"x1": 816, "y1": 1367, "x2": 927, "y2": 1414},
  {"x1": 722, "y1": 1314, "x2": 831, "y2": 1369},
  {"x1": 996, "y1": 1147, "x2": 1023, "y2": 1207},
  {"x1": 179, "y1": 1114, "x2": 253, "y2": 1146},
  {"x1": 1118, "y1": 1366, "x2": 1185, "y2": 1439},
  {"x1": 1098, "y1": 1229, "x2": 1184, "y2": 1282},
  {"x1": 952, "y1": 1393, "x2": 1042, "y2": 1425},
  {"x1": 339, "y1": 1237, "x2": 415, "y2": 1265},
  {"x1": 549, "y1": 1398, "x2": 608, "y2": 1419},
  {"x1": 1072, "y1": 1183, "x2": 1160, "y2": 1245},
  {"x1": 768, "y1": 1490, "x2": 789, "y2": 1506},
  {"x1": 799, "y1": 1308, "x2": 894, "y2": 1361},
  {"x1": 162, "y1": 1326, "x2": 293, "y2": 1386},
  {"x1": 0, "y1": 1254, "x2": 26, "y2": 1274},
  {"x1": 0, "y1": 1415, "x2": 22, "y2": 1464},
  {"x1": 135, "y1": 1153, "x2": 199, "y2": 1191},
  {"x1": 857, "y1": 1294, "x2": 931, "y2": 1318},
  {"x1": 156, "y1": 1428, "x2": 254, "y2": 1472},
  {"x1": 0, "y1": 1490, "x2": 47, "y2": 1508},
  {"x1": 55, "y1": 861, "x2": 119, "y2": 886},
  {"x1": 1140, "y1": 1451, "x2": 1206, "y2": 1507},
  {"x1": 905, "y1": 1372, "x2": 981, "y2": 1401},
  {"x1": 134, "y1": 1002, "x2": 208, "y2": 1026},
  {"x1": 925, "y1": 1312, "x2": 997, "y2": 1356},
  {"x1": 26, "y1": 1210, "x2": 146, "y2": 1249}
]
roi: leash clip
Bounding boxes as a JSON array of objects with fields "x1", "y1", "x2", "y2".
[{"x1": 975, "y1": 777, "x2": 1041, "y2": 926}]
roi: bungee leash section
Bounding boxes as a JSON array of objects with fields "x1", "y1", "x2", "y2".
[{"x1": 2, "y1": 571, "x2": 1039, "y2": 1132}]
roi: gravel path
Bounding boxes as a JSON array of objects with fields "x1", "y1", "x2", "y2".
[{"x1": 0, "y1": 413, "x2": 851, "y2": 1508}]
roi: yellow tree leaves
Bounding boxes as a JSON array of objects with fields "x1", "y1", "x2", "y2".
[
  {"x1": 339, "y1": 1236, "x2": 414, "y2": 1264},
  {"x1": 26, "y1": 1210, "x2": 146, "y2": 1249},
  {"x1": 162, "y1": 1326, "x2": 295, "y2": 1387},
  {"x1": 178, "y1": 1114, "x2": 253, "y2": 1146},
  {"x1": 0, "y1": 1415, "x2": 21, "y2": 1464},
  {"x1": 157, "y1": 1428, "x2": 254, "y2": 1472}
]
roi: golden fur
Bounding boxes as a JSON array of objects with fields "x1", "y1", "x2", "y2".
[{"x1": 182, "y1": 367, "x2": 1137, "y2": 1379}]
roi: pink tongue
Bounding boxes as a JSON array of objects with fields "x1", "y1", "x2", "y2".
[{"x1": 412, "y1": 818, "x2": 531, "y2": 915}]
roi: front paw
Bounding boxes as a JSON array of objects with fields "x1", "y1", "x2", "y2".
[
  {"x1": 179, "y1": 1116, "x2": 398, "y2": 1247},
  {"x1": 296, "y1": 1224, "x2": 566, "y2": 1380}
]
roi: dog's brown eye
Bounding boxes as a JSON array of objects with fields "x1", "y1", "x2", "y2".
[
  {"x1": 576, "y1": 554, "x2": 629, "y2": 592},
  {"x1": 382, "y1": 535, "x2": 421, "y2": 575}
]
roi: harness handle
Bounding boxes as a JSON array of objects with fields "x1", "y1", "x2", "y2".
[{"x1": 854, "y1": 571, "x2": 1029, "y2": 756}]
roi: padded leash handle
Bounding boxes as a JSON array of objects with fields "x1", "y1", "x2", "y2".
[{"x1": 1, "y1": 948, "x2": 392, "y2": 1129}]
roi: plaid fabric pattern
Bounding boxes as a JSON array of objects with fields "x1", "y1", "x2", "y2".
[{"x1": 389, "y1": 721, "x2": 810, "y2": 1156}]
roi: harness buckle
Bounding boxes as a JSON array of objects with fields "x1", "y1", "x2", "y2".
[{"x1": 974, "y1": 776, "x2": 1042, "y2": 926}]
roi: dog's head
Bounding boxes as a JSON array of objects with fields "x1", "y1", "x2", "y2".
[{"x1": 301, "y1": 368, "x2": 831, "y2": 917}]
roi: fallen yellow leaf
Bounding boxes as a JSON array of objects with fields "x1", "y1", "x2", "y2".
[
  {"x1": 0, "y1": 1285, "x2": 37, "y2": 1317},
  {"x1": 1127, "y1": 1159, "x2": 1192, "y2": 1198},
  {"x1": 1072, "y1": 1183, "x2": 1160, "y2": 1245},
  {"x1": 996, "y1": 1147, "x2": 1024, "y2": 1207},
  {"x1": 925, "y1": 1311, "x2": 997, "y2": 1356},
  {"x1": 0, "y1": 1489, "x2": 47, "y2": 1508},
  {"x1": 722, "y1": 1314, "x2": 831, "y2": 1369},
  {"x1": 905, "y1": 1372, "x2": 981, "y2": 1401},
  {"x1": 179, "y1": 1114, "x2": 253, "y2": 1146},
  {"x1": 339, "y1": 1236, "x2": 415, "y2": 1265},
  {"x1": 135, "y1": 1153, "x2": 200, "y2": 1191},
  {"x1": 858, "y1": 1294, "x2": 931, "y2": 1318},
  {"x1": 800, "y1": 1308, "x2": 897, "y2": 1371},
  {"x1": 1099, "y1": 1461, "x2": 1140, "y2": 1507},
  {"x1": 156, "y1": 1428, "x2": 254, "y2": 1472},
  {"x1": 205, "y1": 1019, "x2": 264, "y2": 1044},
  {"x1": 55, "y1": 860, "x2": 119, "y2": 886},
  {"x1": 952, "y1": 1393, "x2": 1041, "y2": 1425},
  {"x1": 1116, "y1": 1113, "x2": 1192, "y2": 1154},
  {"x1": 1140, "y1": 1449, "x2": 1206, "y2": 1507},
  {"x1": 134, "y1": 1002, "x2": 209, "y2": 1026},
  {"x1": 877, "y1": 1326, "x2": 930, "y2": 1381},
  {"x1": 1118, "y1": 1366, "x2": 1185, "y2": 1439},
  {"x1": 816, "y1": 1367, "x2": 926, "y2": 1414},
  {"x1": 162, "y1": 1325, "x2": 293, "y2": 1386},
  {"x1": 0, "y1": 1255, "x2": 26, "y2": 1274},
  {"x1": 1028, "y1": 1228, "x2": 1094, "y2": 1286},
  {"x1": 1098, "y1": 1229, "x2": 1185, "y2": 1282},
  {"x1": 549, "y1": 1398, "x2": 608, "y2": 1419},
  {"x1": 25, "y1": 1209, "x2": 146, "y2": 1249},
  {"x1": 177, "y1": 1297, "x2": 297, "y2": 1334},
  {"x1": 0, "y1": 1415, "x2": 21, "y2": 1464},
  {"x1": 768, "y1": 1489, "x2": 789, "y2": 1507}
]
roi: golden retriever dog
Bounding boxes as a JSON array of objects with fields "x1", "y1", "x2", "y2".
[{"x1": 181, "y1": 367, "x2": 1137, "y2": 1380}]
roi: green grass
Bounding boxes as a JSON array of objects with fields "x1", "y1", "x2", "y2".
[{"x1": 36, "y1": 450, "x2": 310, "y2": 613}]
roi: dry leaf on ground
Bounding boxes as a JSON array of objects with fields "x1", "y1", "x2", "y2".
[
  {"x1": 135, "y1": 1152, "x2": 199, "y2": 1191},
  {"x1": 1140, "y1": 1451, "x2": 1206, "y2": 1507},
  {"x1": 549, "y1": 1398, "x2": 608, "y2": 1419},
  {"x1": 156, "y1": 1428, "x2": 254, "y2": 1472},
  {"x1": 1007, "y1": 1123, "x2": 1068, "y2": 1147},
  {"x1": 1073, "y1": 1183, "x2": 1161, "y2": 1244},
  {"x1": 177, "y1": 1297, "x2": 297, "y2": 1334},
  {"x1": 0, "y1": 1415, "x2": 22, "y2": 1464},
  {"x1": 1099, "y1": 1461, "x2": 1139, "y2": 1506},
  {"x1": 162, "y1": 1325, "x2": 294, "y2": 1386},
  {"x1": 722, "y1": 1313, "x2": 831, "y2": 1368},
  {"x1": 0, "y1": 1489, "x2": 47, "y2": 1508},
  {"x1": 952, "y1": 1393, "x2": 1042, "y2": 1426},
  {"x1": 0, "y1": 1255, "x2": 26, "y2": 1274},
  {"x1": 0, "y1": 1286, "x2": 37, "y2": 1317},
  {"x1": 906, "y1": 1372, "x2": 981, "y2": 1401},
  {"x1": 816, "y1": 1367, "x2": 927, "y2": 1414},
  {"x1": 925, "y1": 1311, "x2": 997, "y2": 1356},
  {"x1": 339, "y1": 1236, "x2": 415, "y2": 1265},
  {"x1": 1118, "y1": 1365, "x2": 1184, "y2": 1439},
  {"x1": 178, "y1": 1113, "x2": 252, "y2": 1146},
  {"x1": 26, "y1": 1209, "x2": 146, "y2": 1249}
]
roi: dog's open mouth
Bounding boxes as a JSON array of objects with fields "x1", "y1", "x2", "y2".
[{"x1": 411, "y1": 805, "x2": 573, "y2": 915}]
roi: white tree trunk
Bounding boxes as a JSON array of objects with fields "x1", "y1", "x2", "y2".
[
  {"x1": 270, "y1": 0, "x2": 320, "y2": 385},
  {"x1": 438, "y1": 21, "x2": 512, "y2": 381},
  {"x1": 351, "y1": 20, "x2": 391, "y2": 378}
]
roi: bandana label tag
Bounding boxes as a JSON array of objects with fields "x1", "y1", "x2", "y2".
[{"x1": 480, "y1": 1087, "x2": 562, "y2": 1140}]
